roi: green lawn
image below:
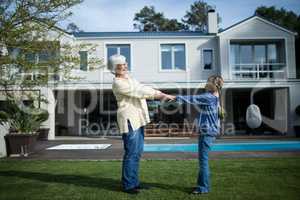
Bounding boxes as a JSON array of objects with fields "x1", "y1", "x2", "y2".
[{"x1": 0, "y1": 158, "x2": 300, "y2": 200}]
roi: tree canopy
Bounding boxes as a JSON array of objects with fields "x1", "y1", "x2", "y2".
[
  {"x1": 66, "y1": 22, "x2": 83, "y2": 33},
  {"x1": 133, "y1": 1, "x2": 221, "y2": 32},
  {"x1": 0, "y1": 0, "x2": 100, "y2": 103},
  {"x1": 182, "y1": 0, "x2": 221, "y2": 32},
  {"x1": 133, "y1": 6, "x2": 187, "y2": 32},
  {"x1": 255, "y1": 6, "x2": 300, "y2": 34}
]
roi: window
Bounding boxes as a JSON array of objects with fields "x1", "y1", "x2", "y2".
[
  {"x1": 161, "y1": 45, "x2": 172, "y2": 69},
  {"x1": 106, "y1": 44, "x2": 131, "y2": 70},
  {"x1": 267, "y1": 44, "x2": 277, "y2": 63},
  {"x1": 230, "y1": 41, "x2": 286, "y2": 79},
  {"x1": 230, "y1": 44, "x2": 240, "y2": 70},
  {"x1": 25, "y1": 52, "x2": 36, "y2": 63},
  {"x1": 254, "y1": 45, "x2": 266, "y2": 63},
  {"x1": 240, "y1": 45, "x2": 252, "y2": 63},
  {"x1": 7, "y1": 47, "x2": 21, "y2": 59},
  {"x1": 22, "y1": 42, "x2": 59, "y2": 65},
  {"x1": 161, "y1": 44, "x2": 186, "y2": 70},
  {"x1": 25, "y1": 50, "x2": 56, "y2": 64},
  {"x1": 39, "y1": 50, "x2": 52, "y2": 63},
  {"x1": 203, "y1": 49, "x2": 213, "y2": 70},
  {"x1": 79, "y1": 51, "x2": 88, "y2": 71}
]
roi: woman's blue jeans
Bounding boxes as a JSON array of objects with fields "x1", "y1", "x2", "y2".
[
  {"x1": 196, "y1": 135, "x2": 215, "y2": 193},
  {"x1": 121, "y1": 122, "x2": 144, "y2": 190}
]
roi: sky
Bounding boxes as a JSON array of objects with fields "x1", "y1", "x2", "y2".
[{"x1": 61, "y1": 0, "x2": 300, "y2": 32}]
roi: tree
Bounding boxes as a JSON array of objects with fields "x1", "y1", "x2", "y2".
[
  {"x1": 161, "y1": 19, "x2": 187, "y2": 31},
  {"x1": 133, "y1": 6, "x2": 186, "y2": 31},
  {"x1": 133, "y1": 6, "x2": 163, "y2": 31},
  {"x1": 255, "y1": 6, "x2": 300, "y2": 78},
  {"x1": 0, "y1": 0, "x2": 101, "y2": 104},
  {"x1": 182, "y1": 0, "x2": 221, "y2": 32},
  {"x1": 66, "y1": 22, "x2": 83, "y2": 33},
  {"x1": 255, "y1": 6, "x2": 299, "y2": 33}
]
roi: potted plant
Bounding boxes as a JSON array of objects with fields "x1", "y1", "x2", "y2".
[
  {"x1": 0, "y1": 98, "x2": 49, "y2": 157},
  {"x1": 294, "y1": 105, "x2": 300, "y2": 137},
  {"x1": 37, "y1": 127, "x2": 50, "y2": 141}
]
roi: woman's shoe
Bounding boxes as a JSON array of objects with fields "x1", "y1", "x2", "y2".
[{"x1": 190, "y1": 189, "x2": 208, "y2": 195}]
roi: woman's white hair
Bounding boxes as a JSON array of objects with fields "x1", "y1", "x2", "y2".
[{"x1": 107, "y1": 54, "x2": 127, "y2": 72}]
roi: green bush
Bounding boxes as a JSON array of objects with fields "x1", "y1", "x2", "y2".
[{"x1": 0, "y1": 99, "x2": 49, "y2": 134}]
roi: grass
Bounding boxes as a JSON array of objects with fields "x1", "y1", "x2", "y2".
[{"x1": 0, "y1": 158, "x2": 300, "y2": 200}]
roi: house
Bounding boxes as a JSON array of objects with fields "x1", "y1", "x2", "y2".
[{"x1": 1, "y1": 9, "x2": 300, "y2": 140}]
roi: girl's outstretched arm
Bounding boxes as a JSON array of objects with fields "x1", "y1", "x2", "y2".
[{"x1": 176, "y1": 95, "x2": 210, "y2": 105}]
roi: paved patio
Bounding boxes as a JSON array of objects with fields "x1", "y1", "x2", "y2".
[{"x1": 2, "y1": 136, "x2": 300, "y2": 160}]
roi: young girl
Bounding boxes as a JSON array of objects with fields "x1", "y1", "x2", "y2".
[{"x1": 176, "y1": 75, "x2": 224, "y2": 195}]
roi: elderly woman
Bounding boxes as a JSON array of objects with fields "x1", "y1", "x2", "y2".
[{"x1": 108, "y1": 54, "x2": 174, "y2": 194}]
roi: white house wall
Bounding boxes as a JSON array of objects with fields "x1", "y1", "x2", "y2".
[
  {"x1": 289, "y1": 84, "x2": 300, "y2": 133},
  {"x1": 39, "y1": 87, "x2": 56, "y2": 140},
  {"x1": 69, "y1": 37, "x2": 219, "y2": 84},
  {"x1": 0, "y1": 124, "x2": 8, "y2": 157}
]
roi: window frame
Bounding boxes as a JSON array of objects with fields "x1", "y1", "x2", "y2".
[
  {"x1": 79, "y1": 50, "x2": 88, "y2": 71},
  {"x1": 159, "y1": 43, "x2": 187, "y2": 72},
  {"x1": 202, "y1": 48, "x2": 214, "y2": 71}
]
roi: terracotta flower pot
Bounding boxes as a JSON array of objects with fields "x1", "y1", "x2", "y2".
[
  {"x1": 4, "y1": 133, "x2": 38, "y2": 157},
  {"x1": 37, "y1": 128, "x2": 50, "y2": 141}
]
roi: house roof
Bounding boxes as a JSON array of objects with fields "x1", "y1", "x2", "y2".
[
  {"x1": 73, "y1": 31, "x2": 214, "y2": 38},
  {"x1": 218, "y1": 14, "x2": 298, "y2": 35}
]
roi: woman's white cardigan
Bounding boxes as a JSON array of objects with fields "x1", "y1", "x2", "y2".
[{"x1": 112, "y1": 77, "x2": 159, "y2": 134}]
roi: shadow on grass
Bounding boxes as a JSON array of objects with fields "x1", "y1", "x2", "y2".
[{"x1": 0, "y1": 170, "x2": 190, "y2": 193}]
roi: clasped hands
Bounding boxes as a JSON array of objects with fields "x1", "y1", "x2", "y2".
[{"x1": 155, "y1": 91, "x2": 176, "y2": 102}]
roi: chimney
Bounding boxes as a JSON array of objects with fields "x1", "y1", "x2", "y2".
[{"x1": 207, "y1": 9, "x2": 218, "y2": 34}]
